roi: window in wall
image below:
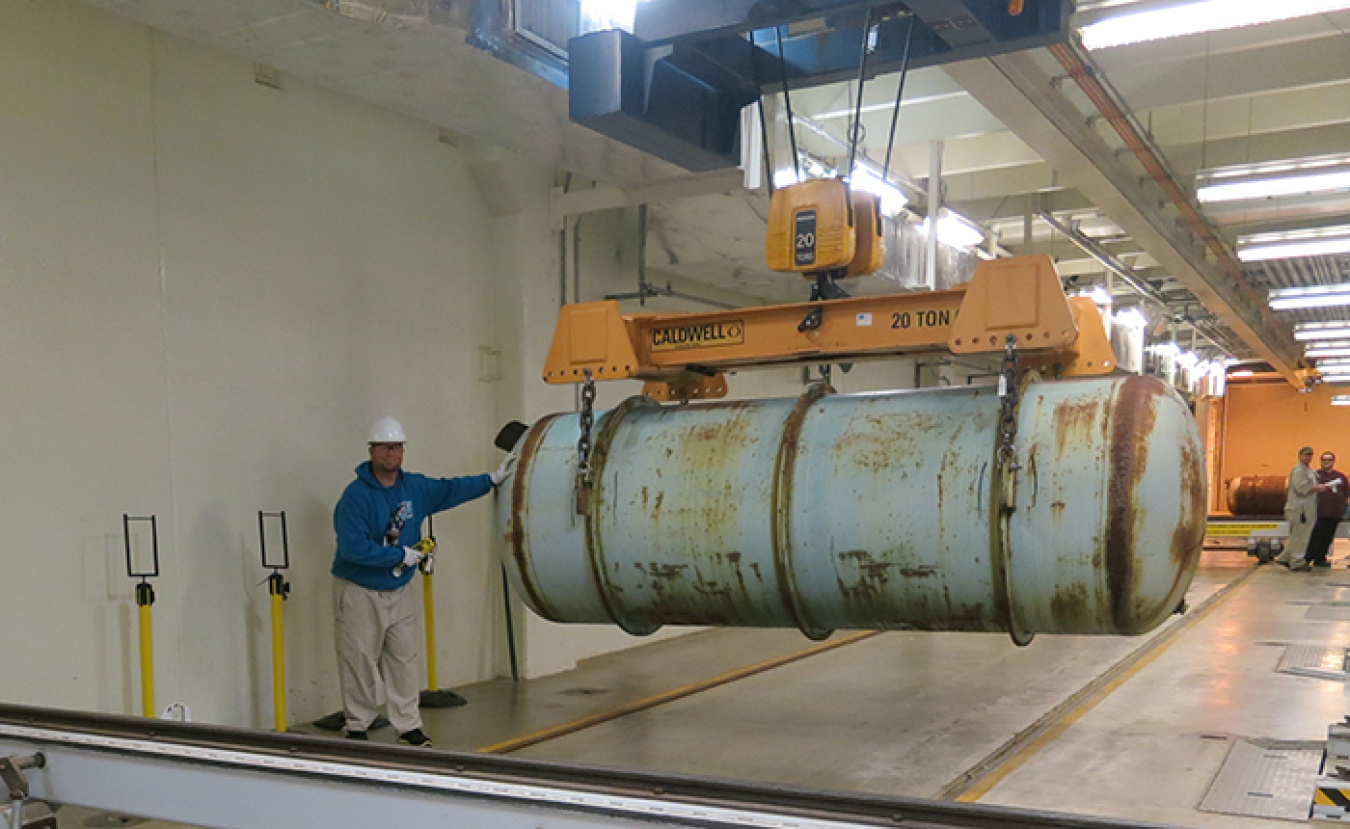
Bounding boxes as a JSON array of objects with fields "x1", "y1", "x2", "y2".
[{"x1": 471, "y1": 0, "x2": 640, "y2": 86}]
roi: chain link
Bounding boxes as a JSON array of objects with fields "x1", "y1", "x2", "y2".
[
  {"x1": 577, "y1": 369, "x2": 596, "y2": 486},
  {"x1": 996, "y1": 334, "x2": 1021, "y2": 470}
]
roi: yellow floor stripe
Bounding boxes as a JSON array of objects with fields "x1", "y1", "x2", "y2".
[
  {"x1": 955, "y1": 566, "x2": 1259, "y2": 803},
  {"x1": 478, "y1": 630, "x2": 880, "y2": 755}
]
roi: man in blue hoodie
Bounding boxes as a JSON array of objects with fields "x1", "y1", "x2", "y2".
[{"x1": 332, "y1": 416, "x2": 515, "y2": 746}]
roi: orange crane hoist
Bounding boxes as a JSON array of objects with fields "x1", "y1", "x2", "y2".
[{"x1": 544, "y1": 179, "x2": 1115, "y2": 400}]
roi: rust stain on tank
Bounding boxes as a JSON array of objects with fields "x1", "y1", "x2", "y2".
[
  {"x1": 1050, "y1": 500, "x2": 1066, "y2": 526},
  {"x1": 1105, "y1": 376, "x2": 1163, "y2": 631},
  {"x1": 836, "y1": 549, "x2": 897, "y2": 598},
  {"x1": 691, "y1": 566, "x2": 734, "y2": 599},
  {"x1": 1050, "y1": 582, "x2": 1090, "y2": 628},
  {"x1": 831, "y1": 411, "x2": 935, "y2": 471},
  {"x1": 771, "y1": 387, "x2": 828, "y2": 631},
  {"x1": 632, "y1": 554, "x2": 752, "y2": 626},
  {"x1": 637, "y1": 562, "x2": 688, "y2": 589},
  {"x1": 1053, "y1": 397, "x2": 1103, "y2": 459},
  {"x1": 1171, "y1": 438, "x2": 1207, "y2": 572}
]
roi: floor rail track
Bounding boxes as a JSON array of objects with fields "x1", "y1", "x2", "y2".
[{"x1": 0, "y1": 703, "x2": 1177, "y2": 829}]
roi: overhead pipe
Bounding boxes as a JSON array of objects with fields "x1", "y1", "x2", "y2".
[
  {"x1": 1047, "y1": 41, "x2": 1301, "y2": 369},
  {"x1": 1036, "y1": 211, "x2": 1163, "y2": 304},
  {"x1": 1037, "y1": 211, "x2": 1227, "y2": 354}
]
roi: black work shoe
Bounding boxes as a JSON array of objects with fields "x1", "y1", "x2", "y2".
[
  {"x1": 1315, "y1": 561, "x2": 1332, "y2": 568},
  {"x1": 398, "y1": 728, "x2": 432, "y2": 747},
  {"x1": 345, "y1": 730, "x2": 368, "y2": 740}
]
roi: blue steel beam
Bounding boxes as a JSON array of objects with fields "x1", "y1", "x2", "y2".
[
  {"x1": 761, "y1": 0, "x2": 1072, "y2": 89},
  {"x1": 569, "y1": 0, "x2": 1074, "y2": 170},
  {"x1": 634, "y1": 0, "x2": 882, "y2": 46}
]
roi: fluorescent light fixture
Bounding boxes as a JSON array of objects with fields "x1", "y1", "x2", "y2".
[
  {"x1": 1321, "y1": 374, "x2": 1350, "y2": 384},
  {"x1": 1079, "y1": 0, "x2": 1350, "y2": 50},
  {"x1": 1241, "y1": 224, "x2": 1350, "y2": 262},
  {"x1": 1333, "y1": 395, "x2": 1350, "y2": 406},
  {"x1": 1199, "y1": 171, "x2": 1350, "y2": 203},
  {"x1": 919, "y1": 209, "x2": 985, "y2": 249},
  {"x1": 1295, "y1": 321, "x2": 1350, "y2": 341},
  {"x1": 850, "y1": 166, "x2": 908, "y2": 217},
  {"x1": 1113, "y1": 307, "x2": 1148, "y2": 329},
  {"x1": 1229, "y1": 369, "x2": 1256, "y2": 378},
  {"x1": 1313, "y1": 358, "x2": 1350, "y2": 370},
  {"x1": 773, "y1": 156, "x2": 840, "y2": 191},
  {"x1": 1196, "y1": 153, "x2": 1350, "y2": 203},
  {"x1": 1269, "y1": 280, "x2": 1350, "y2": 309},
  {"x1": 1306, "y1": 345, "x2": 1350, "y2": 359},
  {"x1": 581, "y1": 0, "x2": 638, "y2": 33}
]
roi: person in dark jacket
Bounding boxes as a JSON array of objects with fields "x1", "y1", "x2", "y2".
[
  {"x1": 1306, "y1": 451, "x2": 1349, "y2": 568},
  {"x1": 331, "y1": 416, "x2": 514, "y2": 745}
]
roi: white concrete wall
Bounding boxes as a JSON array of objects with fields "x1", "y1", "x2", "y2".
[
  {"x1": 0, "y1": 0, "x2": 515, "y2": 726},
  {"x1": 0, "y1": 0, "x2": 948, "y2": 723}
]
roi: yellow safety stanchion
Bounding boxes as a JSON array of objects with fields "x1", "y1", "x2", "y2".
[
  {"x1": 137, "y1": 583, "x2": 155, "y2": 718},
  {"x1": 268, "y1": 573, "x2": 288, "y2": 732},
  {"x1": 422, "y1": 550, "x2": 439, "y2": 691},
  {"x1": 414, "y1": 529, "x2": 464, "y2": 708},
  {"x1": 123, "y1": 513, "x2": 160, "y2": 719},
  {"x1": 259, "y1": 511, "x2": 291, "y2": 732}
]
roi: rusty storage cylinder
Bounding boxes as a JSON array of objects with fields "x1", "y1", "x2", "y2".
[
  {"x1": 1225, "y1": 475, "x2": 1287, "y2": 517},
  {"x1": 499, "y1": 375, "x2": 1205, "y2": 642}
]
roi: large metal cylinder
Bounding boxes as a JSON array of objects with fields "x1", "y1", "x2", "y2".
[
  {"x1": 499, "y1": 375, "x2": 1205, "y2": 642},
  {"x1": 1225, "y1": 475, "x2": 1287, "y2": 517}
]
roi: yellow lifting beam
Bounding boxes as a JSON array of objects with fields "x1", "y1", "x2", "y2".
[{"x1": 543, "y1": 256, "x2": 1116, "y2": 400}]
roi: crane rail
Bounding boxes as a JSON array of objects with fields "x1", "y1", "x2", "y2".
[{"x1": 0, "y1": 703, "x2": 1176, "y2": 829}]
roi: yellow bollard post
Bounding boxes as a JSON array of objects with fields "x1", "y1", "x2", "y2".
[
  {"x1": 415, "y1": 535, "x2": 464, "y2": 708},
  {"x1": 268, "y1": 572, "x2": 288, "y2": 732},
  {"x1": 123, "y1": 514, "x2": 161, "y2": 719},
  {"x1": 422, "y1": 558, "x2": 438, "y2": 690},
  {"x1": 259, "y1": 511, "x2": 292, "y2": 733},
  {"x1": 136, "y1": 582, "x2": 155, "y2": 718}
]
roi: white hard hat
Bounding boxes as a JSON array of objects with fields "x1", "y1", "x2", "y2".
[{"x1": 369, "y1": 416, "x2": 407, "y2": 443}]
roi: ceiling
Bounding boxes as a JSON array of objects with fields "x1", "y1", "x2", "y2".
[{"x1": 75, "y1": 0, "x2": 1350, "y2": 382}]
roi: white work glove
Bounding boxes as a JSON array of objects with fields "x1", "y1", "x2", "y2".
[
  {"x1": 490, "y1": 451, "x2": 518, "y2": 487},
  {"x1": 401, "y1": 546, "x2": 424, "y2": 567}
]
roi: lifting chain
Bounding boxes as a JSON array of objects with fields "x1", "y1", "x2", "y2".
[
  {"x1": 996, "y1": 334, "x2": 1021, "y2": 471},
  {"x1": 575, "y1": 369, "x2": 596, "y2": 514},
  {"x1": 994, "y1": 333, "x2": 1032, "y2": 647}
]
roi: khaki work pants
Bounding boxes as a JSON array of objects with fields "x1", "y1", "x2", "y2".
[
  {"x1": 333, "y1": 578, "x2": 423, "y2": 735},
  {"x1": 1277, "y1": 506, "x2": 1315, "y2": 566}
]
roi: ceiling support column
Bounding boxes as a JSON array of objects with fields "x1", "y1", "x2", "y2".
[{"x1": 927, "y1": 140, "x2": 943, "y2": 290}]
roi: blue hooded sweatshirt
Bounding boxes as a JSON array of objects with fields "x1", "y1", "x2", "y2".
[{"x1": 332, "y1": 461, "x2": 493, "y2": 590}]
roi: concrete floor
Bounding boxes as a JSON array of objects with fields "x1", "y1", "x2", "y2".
[
  {"x1": 51, "y1": 544, "x2": 1350, "y2": 828},
  {"x1": 369, "y1": 544, "x2": 1350, "y2": 827}
]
